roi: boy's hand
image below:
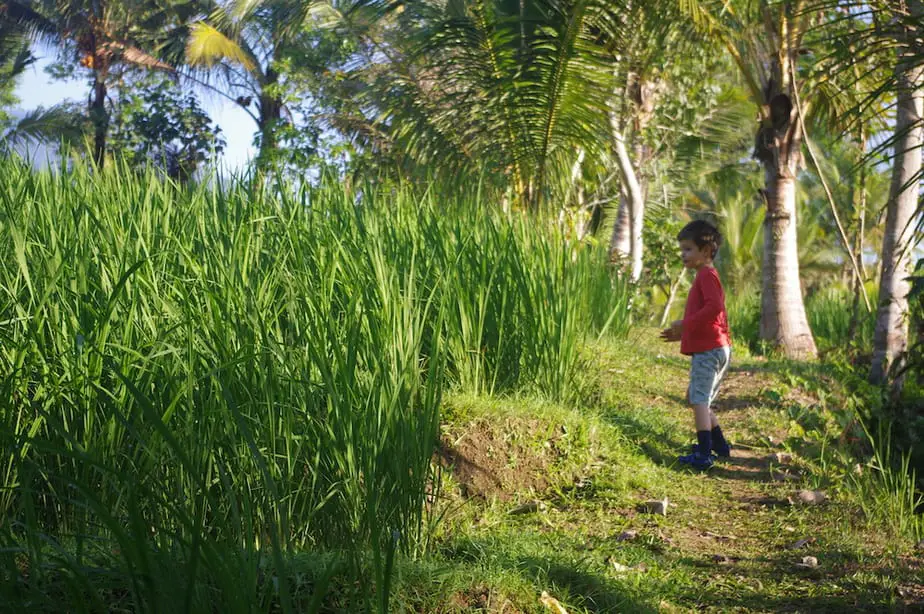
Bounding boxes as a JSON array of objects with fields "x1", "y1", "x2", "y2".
[{"x1": 660, "y1": 320, "x2": 682, "y2": 342}]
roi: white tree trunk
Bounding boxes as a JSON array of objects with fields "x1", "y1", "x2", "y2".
[
  {"x1": 760, "y1": 171, "x2": 818, "y2": 359},
  {"x1": 612, "y1": 129, "x2": 645, "y2": 281},
  {"x1": 870, "y1": 50, "x2": 924, "y2": 386},
  {"x1": 609, "y1": 191, "x2": 632, "y2": 261}
]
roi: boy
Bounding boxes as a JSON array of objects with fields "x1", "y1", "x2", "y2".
[{"x1": 660, "y1": 220, "x2": 731, "y2": 470}]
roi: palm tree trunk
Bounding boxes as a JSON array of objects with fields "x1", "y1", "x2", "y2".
[
  {"x1": 91, "y1": 73, "x2": 108, "y2": 167},
  {"x1": 256, "y1": 66, "x2": 282, "y2": 170},
  {"x1": 759, "y1": 167, "x2": 818, "y2": 359},
  {"x1": 870, "y1": 49, "x2": 924, "y2": 387}
]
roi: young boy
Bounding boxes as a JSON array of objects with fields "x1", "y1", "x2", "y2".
[{"x1": 660, "y1": 220, "x2": 731, "y2": 470}]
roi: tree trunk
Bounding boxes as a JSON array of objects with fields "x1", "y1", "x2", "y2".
[
  {"x1": 256, "y1": 66, "x2": 283, "y2": 170},
  {"x1": 91, "y1": 73, "x2": 108, "y2": 168},
  {"x1": 870, "y1": 44, "x2": 924, "y2": 387},
  {"x1": 752, "y1": 46, "x2": 817, "y2": 359},
  {"x1": 759, "y1": 169, "x2": 818, "y2": 359},
  {"x1": 609, "y1": 191, "x2": 632, "y2": 261},
  {"x1": 611, "y1": 128, "x2": 645, "y2": 281}
]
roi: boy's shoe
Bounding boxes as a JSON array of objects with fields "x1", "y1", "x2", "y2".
[
  {"x1": 678, "y1": 451, "x2": 715, "y2": 470},
  {"x1": 689, "y1": 443, "x2": 730, "y2": 459}
]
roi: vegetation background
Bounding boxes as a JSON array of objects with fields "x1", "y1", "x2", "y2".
[{"x1": 0, "y1": 0, "x2": 922, "y2": 611}]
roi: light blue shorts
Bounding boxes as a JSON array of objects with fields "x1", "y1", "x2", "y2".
[{"x1": 688, "y1": 346, "x2": 731, "y2": 407}]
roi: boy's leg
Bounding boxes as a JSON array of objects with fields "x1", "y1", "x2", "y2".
[
  {"x1": 679, "y1": 348, "x2": 732, "y2": 467},
  {"x1": 707, "y1": 347, "x2": 732, "y2": 456}
]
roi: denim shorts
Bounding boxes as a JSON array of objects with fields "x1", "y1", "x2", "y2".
[{"x1": 688, "y1": 346, "x2": 731, "y2": 406}]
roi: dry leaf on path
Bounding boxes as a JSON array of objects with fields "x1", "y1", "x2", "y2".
[{"x1": 540, "y1": 590, "x2": 569, "y2": 614}]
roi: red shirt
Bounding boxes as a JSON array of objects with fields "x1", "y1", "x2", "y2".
[{"x1": 681, "y1": 266, "x2": 730, "y2": 355}]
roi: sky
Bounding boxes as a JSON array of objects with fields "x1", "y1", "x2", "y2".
[{"x1": 13, "y1": 55, "x2": 256, "y2": 172}]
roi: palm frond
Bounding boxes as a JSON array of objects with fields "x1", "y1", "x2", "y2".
[
  {"x1": 0, "y1": 1, "x2": 61, "y2": 49},
  {"x1": 3, "y1": 103, "x2": 89, "y2": 147},
  {"x1": 187, "y1": 21, "x2": 258, "y2": 73}
]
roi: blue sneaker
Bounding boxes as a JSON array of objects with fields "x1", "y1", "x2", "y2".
[
  {"x1": 688, "y1": 443, "x2": 730, "y2": 459},
  {"x1": 678, "y1": 451, "x2": 715, "y2": 470}
]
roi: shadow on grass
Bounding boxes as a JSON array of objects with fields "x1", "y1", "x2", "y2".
[
  {"x1": 516, "y1": 556, "x2": 657, "y2": 614},
  {"x1": 601, "y1": 409, "x2": 686, "y2": 466},
  {"x1": 668, "y1": 546, "x2": 908, "y2": 613},
  {"x1": 707, "y1": 454, "x2": 773, "y2": 482}
]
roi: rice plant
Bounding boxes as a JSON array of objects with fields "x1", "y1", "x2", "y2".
[{"x1": 0, "y1": 157, "x2": 632, "y2": 611}]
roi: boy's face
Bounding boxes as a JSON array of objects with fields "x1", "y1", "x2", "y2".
[{"x1": 679, "y1": 239, "x2": 711, "y2": 270}]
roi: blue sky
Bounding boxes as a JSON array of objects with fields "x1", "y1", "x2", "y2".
[{"x1": 14, "y1": 55, "x2": 256, "y2": 172}]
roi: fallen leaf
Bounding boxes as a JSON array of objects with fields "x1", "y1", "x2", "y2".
[{"x1": 540, "y1": 590, "x2": 569, "y2": 614}]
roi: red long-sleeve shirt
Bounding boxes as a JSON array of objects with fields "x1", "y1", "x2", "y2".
[{"x1": 680, "y1": 266, "x2": 730, "y2": 355}]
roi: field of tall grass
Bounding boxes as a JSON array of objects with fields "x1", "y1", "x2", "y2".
[{"x1": 0, "y1": 158, "x2": 632, "y2": 611}]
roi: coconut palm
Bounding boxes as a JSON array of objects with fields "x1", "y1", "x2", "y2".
[
  {"x1": 867, "y1": 0, "x2": 923, "y2": 387},
  {"x1": 805, "y1": 0, "x2": 923, "y2": 387},
  {"x1": 392, "y1": 0, "x2": 623, "y2": 210},
  {"x1": 2, "y1": 0, "x2": 176, "y2": 166},
  {"x1": 183, "y1": 0, "x2": 349, "y2": 170},
  {"x1": 673, "y1": 0, "x2": 841, "y2": 358}
]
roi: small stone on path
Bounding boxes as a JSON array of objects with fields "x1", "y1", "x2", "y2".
[
  {"x1": 640, "y1": 498, "x2": 669, "y2": 516},
  {"x1": 794, "y1": 490, "x2": 827, "y2": 505},
  {"x1": 616, "y1": 529, "x2": 638, "y2": 542},
  {"x1": 701, "y1": 531, "x2": 738, "y2": 541},
  {"x1": 767, "y1": 452, "x2": 793, "y2": 465},
  {"x1": 796, "y1": 556, "x2": 819, "y2": 569},
  {"x1": 771, "y1": 469, "x2": 800, "y2": 482}
]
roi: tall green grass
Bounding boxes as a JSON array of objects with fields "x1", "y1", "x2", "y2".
[
  {"x1": 806, "y1": 285, "x2": 877, "y2": 352},
  {"x1": 0, "y1": 157, "x2": 631, "y2": 611},
  {"x1": 726, "y1": 285, "x2": 877, "y2": 356}
]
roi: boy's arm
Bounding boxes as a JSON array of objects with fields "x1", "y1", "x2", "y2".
[
  {"x1": 682, "y1": 271, "x2": 724, "y2": 330},
  {"x1": 660, "y1": 319, "x2": 682, "y2": 342}
]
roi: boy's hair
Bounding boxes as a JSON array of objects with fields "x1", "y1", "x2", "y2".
[{"x1": 677, "y1": 220, "x2": 723, "y2": 259}]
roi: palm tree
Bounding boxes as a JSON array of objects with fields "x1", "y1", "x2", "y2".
[
  {"x1": 677, "y1": 0, "x2": 829, "y2": 358},
  {"x1": 868, "y1": 0, "x2": 923, "y2": 388},
  {"x1": 183, "y1": 0, "x2": 342, "y2": 170},
  {"x1": 396, "y1": 0, "x2": 621, "y2": 211},
  {"x1": 2, "y1": 0, "x2": 175, "y2": 166}
]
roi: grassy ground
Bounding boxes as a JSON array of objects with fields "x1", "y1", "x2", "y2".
[{"x1": 388, "y1": 329, "x2": 924, "y2": 613}]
